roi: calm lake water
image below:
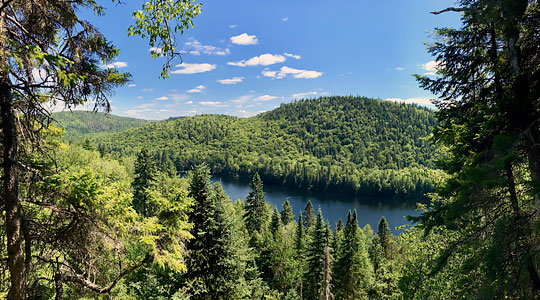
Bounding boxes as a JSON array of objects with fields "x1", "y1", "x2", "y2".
[{"x1": 213, "y1": 176, "x2": 424, "y2": 234}]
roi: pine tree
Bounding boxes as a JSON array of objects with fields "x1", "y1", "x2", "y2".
[
  {"x1": 295, "y1": 213, "x2": 306, "y2": 298},
  {"x1": 303, "y1": 200, "x2": 315, "y2": 228},
  {"x1": 245, "y1": 173, "x2": 267, "y2": 233},
  {"x1": 281, "y1": 198, "x2": 295, "y2": 225},
  {"x1": 132, "y1": 149, "x2": 158, "y2": 217}
]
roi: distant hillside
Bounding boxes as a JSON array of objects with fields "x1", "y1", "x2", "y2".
[
  {"x1": 89, "y1": 96, "x2": 440, "y2": 197},
  {"x1": 53, "y1": 111, "x2": 151, "y2": 140}
]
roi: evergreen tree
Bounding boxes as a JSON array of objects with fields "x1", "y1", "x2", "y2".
[
  {"x1": 295, "y1": 213, "x2": 306, "y2": 298},
  {"x1": 245, "y1": 173, "x2": 267, "y2": 233},
  {"x1": 414, "y1": 1, "x2": 540, "y2": 297},
  {"x1": 281, "y1": 198, "x2": 295, "y2": 225},
  {"x1": 185, "y1": 165, "x2": 245, "y2": 299},
  {"x1": 334, "y1": 210, "x2": 374, "y2": 299},
  {"x1": 132, "y1": 149, "x2": 158, "y2": 216},
  {"x1": 304, "y1": 208, "x2": 327, "y2": 300},
  {"x1": 321, "y1": 245, "x2": 334, "y2": 300},
  {"x1": 377, "y1": 217, "x2": 392, "y2": 259},
  {"x1": 270, "y1": 207, "x2": 282, "y2": 235},
  {"x1": 303, "y1": 200, "x2": 316, "y2": 228}
]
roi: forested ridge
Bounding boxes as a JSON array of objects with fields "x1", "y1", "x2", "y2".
[
  {"x1": 88, "y1": 96, "x2": 440, "y2": 197},
  {"x1": 52, "y1": 111, "x2": 152, "y2": 141}
]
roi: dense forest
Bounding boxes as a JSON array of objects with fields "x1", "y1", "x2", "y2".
[
  {"x1": 75, "y1": 96, "x2": 440, "y2": 197},
  {"x1": 52, "y1": 111, "x2": 151, "y2": 141}
]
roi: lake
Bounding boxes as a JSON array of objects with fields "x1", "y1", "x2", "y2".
[{"x1": 213, "y1": 176, "x2": 424, "y2": 234}]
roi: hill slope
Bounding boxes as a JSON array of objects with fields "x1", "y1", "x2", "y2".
[
  {"x1": 91, "y1": 96, "x2": 439, "y2": 197},
  {"x1": 53, "y1": 111, "x2": 151, "y2": 141}
]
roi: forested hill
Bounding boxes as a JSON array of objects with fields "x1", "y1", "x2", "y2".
[
  {"x1": 52, "y1": 111, "x2": 152, "y2": 140},
  {"x1": 90, "y1": 96, "x2": 440, "y2": 197}
]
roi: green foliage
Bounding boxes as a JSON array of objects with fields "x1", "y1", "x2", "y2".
[
  {"x1": 303, "y1": 200, "x2": 315, "y2": 228},
  {"x1": 245, "y1": 173, "x2": 268, "y2": 234},
  {"x1": 133, "y1": 149, "x2": 159, "y2": 217},
  {"x1": 52, "y1": 111, "x2": 151, "y2": 141},
  {"x1": 281, "y1": 198, "x2": 295, "y2": 225},
  {"x1": 90, "y1": 96, "x2": 440, "y2": 197}
]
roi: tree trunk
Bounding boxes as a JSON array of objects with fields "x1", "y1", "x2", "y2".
[{"x1": 1, "y1": 74, "x2": 25, "y2": 300}]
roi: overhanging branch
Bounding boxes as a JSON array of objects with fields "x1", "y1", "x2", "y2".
[{"x1": 431, "y1": 7, "x2": 464, "y2": 15}]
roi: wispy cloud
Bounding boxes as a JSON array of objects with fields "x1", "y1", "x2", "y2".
[
  {"x1": 168, "y1": 94, "x2": 189, "y2": 102},
  {"x1": 284, "y1": 52, "x2": 301, "y2": 59},
  {"x1": 104, "y1": 61, "x2": 128, "y2": 69},
  {"x1": 282, "y1": 17, "x2": 289, "y2": 22},
  {"x1": 230, "y1": 95, "x2": 254, "y2": 104},
  {"x1": 186, "y1": 101, "x2": 193, "y2": 104},
  {"x1": 395, "y1": 66, "x2": 405, "y2": 71},
  {"x1": 155, "y1": 96, "x2": 169, "y2": 101},
  {"x1": 230, "y1": 24, "x2": 238, "y2": 29},
  {"x1": 141, "y1": 88, "x2": 154, "y2": 92},
  {"x1": 255, "y1": 95, "x2": 278, "y2": 101},
  {"x1": 292, "y1": 91, "x2": 325, "y2": 99},
  {"x1": 228, "y1": 54, "x2": 286, "y2": 67},
  {"x1": 128, "y1": 84, "x2": 136, "y2": 87},
  {"x1": 172, "y1": 63, "x2": 216, "y2": 74},
  {"x1": 183, "y1": 40, "x2": 230, "y2": 56},
  {"x1": 199, "y1": 101, "x2": 228, "y2": 107},
  {"x1": 262, "y1": 66, "x2": 323, "y2": 79},
  {"x1": 187, "y1": 85, "x2": 205, "y2": 93},
  {"x1": 230, "y1": 33, "x2": 258, "y2": 45},
  {"x1": 217, "y1": 77, "x2": 244, "y2": 85}
]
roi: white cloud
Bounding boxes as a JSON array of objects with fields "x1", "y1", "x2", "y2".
[
  {"x1": 217, "y1": 77, "x2": 244, "y2": 85},
  {"x1": 255, "y1": 95, "x2": 278, "y2": 101},
  {"x1": 292, "y1": 91, "x2": 320, "y2": 99},
  {"x1": 385, "y1": 97, "x2": 434, "y2": 106},
  {"x1": 262, "y1": 66, "x2": 323, "y2": 79},
  {"x1": 284, "y1": 52, "x2": 301, "y2": 60},
  {"x1": 128, "y1": 84, "x2": 136, "y2": 87},
  {"x1": 155, "y1": 96, "x2": 169, "y2": 101},
  {"x1": 228, "y1": 54, "x2": 286, "y2": 67},
  {"x1": 230, "y1": 24, "x2": 238, "y2": 29},
  {"x1": 104, "y1": 61, "x2": 128, "y2": 69},
  {"x1": 168, "y1": 94, "x2": 189, "y2": 102},
  {"x1": 184, "y1": 40, "x2": 230, "y2": 56},
  {"x1": 261, "y1": 70, "x2": 277, "y2": 78},
  {"x1": 186, "y1": 101, "x2": 193, "y2": 104},
  {"x1": 137, "y1": 96, "x2": 143, "y2": 99},
  {"x1": 125, "y1": 108, "x2": 153, "y2": 115},
  {"x1": 187, "y1": 85, "x2": 205, "y2": 93},
  {"x1": 422, "y1": 60, "x2": 442, "y2": 75},
  {"x1": 172, "y1": 63, "x2": 216, "y2": 74},
  {"x1": 199, "y1": 101, "x2": 228, "y2": 107},
  {"x1": 282, "y1": 17, "x2": 289, "y2": 22},
  {"x1": 141, "y1": 88, "x2": 154, "y2": 92},
  {"x1": 395, "y1": 66, "x2": 404, "y2": 71},
  {"x1": 230, "y1": 33, "x2": 258, "y2": 45}
]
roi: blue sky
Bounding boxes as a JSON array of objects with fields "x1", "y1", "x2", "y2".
[{"x1": 73, "y1": 0, "x2": 461, "y2": 120}]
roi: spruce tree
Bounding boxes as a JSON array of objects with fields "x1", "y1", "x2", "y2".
[
  {"x1": 377, "y1": 216, "x2": 392, "y2": 259},
  {"x1": 186, "y1": 165, "x2": 245, "y2": 299},
  {"x1": 270, "y1": 207, "x2": 282, "y2": 235},
  {"x1": 303, "y1": 200, "x2": 315, "y2": 228},
  {"x1": 415, "y1": 1, "x2": 540, "y2": 297},
  {"x1": 334, "y1": 210, "x2": 374, "y2": 299},
  {"x1": 245, "y1": 173, "x2": 267, "y2": 233},
  {"x1": 281, "y1": 198, "x2": 295, "y2": 225},
  {"x1": 132, "y1": 149, "x2": 158, "y2": 217},
  {"x1": 304, "y1": 208, "x2": 326, "y2": 300}
]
